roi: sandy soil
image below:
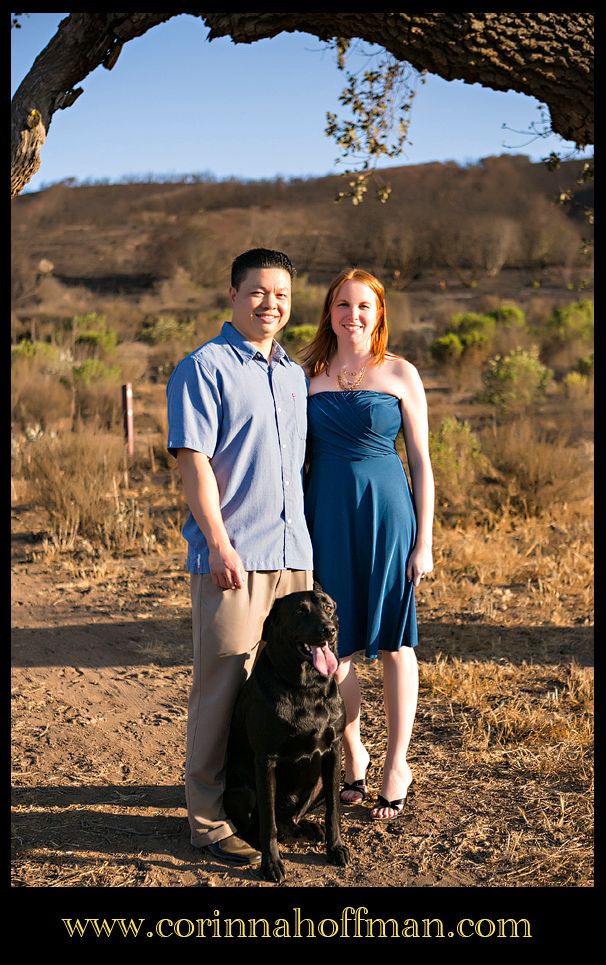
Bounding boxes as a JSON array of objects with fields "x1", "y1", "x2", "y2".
[{"x1": 11, "y1": 500, "x2": 593, "y2": 894}]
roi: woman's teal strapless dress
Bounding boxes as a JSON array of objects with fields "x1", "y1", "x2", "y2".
[{"x1": 304, "y1": 391, "x2": 418, "y2": 659}]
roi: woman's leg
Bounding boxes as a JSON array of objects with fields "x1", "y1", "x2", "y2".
[
  {"x1": 336, "y1": 657, "x2": 370, "y2": 803},
  {"x1": 371, "y1": 647, "x2": 418, "y2": 818}
]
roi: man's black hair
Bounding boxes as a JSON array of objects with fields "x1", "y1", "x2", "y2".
[{"x1": 230, "y1": 248, "x2": 295, "y2": 290}]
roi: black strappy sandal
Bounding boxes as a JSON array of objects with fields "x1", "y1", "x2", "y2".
[
  {"x1": 339, "y1": 778, "x2": 368, "y2": 807},
  {"x1": 369, "y1": 785, "x2": 414, "y2": 821}
]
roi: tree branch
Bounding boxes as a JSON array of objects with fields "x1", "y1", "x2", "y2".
[
  {"x1": 202, "y1": 12, "x2": 593, "y2": 146},
  {"x1": 11, "y1": 13, "x2": 174, "y2": 197},
  {"x1": 11, "y1": 12, "x2": 593, "y2": 198}
]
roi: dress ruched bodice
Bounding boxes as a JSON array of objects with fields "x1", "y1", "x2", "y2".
[{"x1": 306, "y1": 390, "x2": 403, "y2": 461}]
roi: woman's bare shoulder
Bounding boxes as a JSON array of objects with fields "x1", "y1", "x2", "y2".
[{"x1": 384, "y1": 354, "x2": 421, "y2": 383}]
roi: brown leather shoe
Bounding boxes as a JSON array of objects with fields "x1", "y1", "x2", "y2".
[{"x1": 204, "y1": 834, "x2": 261, "y2": 866}]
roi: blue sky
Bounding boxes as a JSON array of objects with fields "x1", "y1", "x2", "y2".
[{"x1": 11, "y1": 13, "x2": 592, "y2": 192}]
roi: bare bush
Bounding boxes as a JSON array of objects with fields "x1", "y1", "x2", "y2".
[
  {"x1": 114, "y1": 341, "x2": 151, "y2": 385},
  {"x1": 12, "y1": 371, "x2": 73, "y2": 432},
  {"x1": 289, "y1": 275, "x2": 326, "y2": 327},
  {"x1": 147, "y1": 340, "x2": 192, "y2": 382},
  {"x1": 518, "y1": 195, "x2": 584, "y2": 269},
  {"x1": 466, "y1": 215, "x2": 520, "y2": 278},
  {"x1": 21, "y1": 430, "x2": 150, "y2": 552},
  {"x1": 11, "y1": 351, "x2": 73, "y2": 431},
  {"x1": 480, "y1": 419, "x2": 592, "y2": 516},
  {"x1": 524, "y1": 296, "x2": 559, "y2": 331},
  {"x1": 74, "y1": 376, "x2": 123, "y2": 429}
]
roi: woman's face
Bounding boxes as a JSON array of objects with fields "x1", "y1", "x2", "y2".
[{"x1": 330, "y1": 279, "x2": 380, "y2": 351}]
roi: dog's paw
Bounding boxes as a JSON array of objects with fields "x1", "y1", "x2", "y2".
[
  {"x1": 295, "y1": 818, "x2": 325, "y2": 842},
  {"x1": 261, "y1": 855, "x2": 286, "y2": 884},
  {"x1": 326, "y1": 843, "x2": 350, "y2": 867}
]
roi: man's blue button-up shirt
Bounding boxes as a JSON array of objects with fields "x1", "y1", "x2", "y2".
[{"x1": 166, "y1": 322, "x2": 314, "y2": 574}]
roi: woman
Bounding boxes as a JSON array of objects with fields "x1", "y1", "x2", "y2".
[{"x1": 301, "y1": 268, "x2": 434, "y2": 821}]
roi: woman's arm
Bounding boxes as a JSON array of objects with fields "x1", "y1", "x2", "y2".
[{"x1": 397, "y1": 362, "x2": 435, "y2": 588}]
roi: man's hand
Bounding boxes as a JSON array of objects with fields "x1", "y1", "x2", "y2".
[{"x1": 208, "y1": 542, "x2": 246, "y2": 590}]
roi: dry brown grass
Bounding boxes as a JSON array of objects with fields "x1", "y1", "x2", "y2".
[
  {"x1": 19, "y1": 430, "x2": 155, "y2": 553},
  {"x1": 423, "y1": 503, "x2": 593, "y2": 628},
  {"x1": 351, "y1": 649, "x2": 593, "y2": 887},
  {"x1": 479, "y1": 418, "x2": 592, "y2": 517}
]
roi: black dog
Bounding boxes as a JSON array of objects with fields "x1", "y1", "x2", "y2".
[{"x1": 223, "y1": 585, "x2": 349, "y2": 883}]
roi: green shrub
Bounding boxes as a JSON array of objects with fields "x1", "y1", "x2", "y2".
[
  {"x1": 490, "y1": 303, "x2": 526, "y2": 328},
  {"x1": 72, "y1": 312, "x2": 107, "y2": 327},
  {"x1": 72, "y1": 312, "x2": 119, "y2": 355},
  {"x1": 280, "y1": 324, "x2": 318, "y2": 358},
  {"x1": 480, "y1": 346, "x2": 553, "y2": 414},
  {"x1": 429, "y1": 333, "x2": 464, "y2": 364},
  {"x1": 11, "y1": 340, "x2": 61, "y2": 364},
  {"x1": 575, "y1": 352, "x2": 594, "y2": 378},
  {"x1": 562, "y1": 371, "x2": 592, "y2": 401},
  {"x1": 430, "y1": 313, "x2": 497, "y2": 375},
  {"x1": 72, "y1": 358, "x2": 122, "y2": 385},
  {"x1": 547, "y1": 300, "x2": 594, "y2": 348},
  {"x1": 76, "y1": 329, "x2": 118, "y2": 353},
  {"x1": 459, "y1": 328, "x2": 490, "y2": 350},
  {"x1": 140, "y1": 315, "x2": 196, "y2": 345},
  {"x1": 450, "y1": 312, "x2": 497, "y2": 340},
  {"x1": 429, "y1": 417, "x2": 493, "y2": 513}
]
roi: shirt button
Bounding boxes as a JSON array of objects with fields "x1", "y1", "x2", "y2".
[
  {"x1": 282, "y1": 444, "x2": 286, "y2": 449},
  {"x1": 287, "y1": 518, "x2": 292, "y2": 524},
  {"x1": 277, "y1": 407, "x2": 281, "y2": 412},
  {"x1": 285, "y1": 480, "x2": 290, "y2": 486}
]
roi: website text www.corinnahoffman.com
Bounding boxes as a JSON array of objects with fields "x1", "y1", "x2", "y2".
[{"x1": 60, "y1": 907, "x2": 533, "y2": 940}]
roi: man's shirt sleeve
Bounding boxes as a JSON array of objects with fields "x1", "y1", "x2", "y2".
[{"x1": 166, "y1": 355, "x2": 222, "y2": 458}]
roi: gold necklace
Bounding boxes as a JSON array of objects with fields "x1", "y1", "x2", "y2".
[
  {"x1": 336, "y1": 364, "x2": 367, "y2": 390},
  {"x1": 326, "y1": 359, "x2": 369, "y2": 391}
]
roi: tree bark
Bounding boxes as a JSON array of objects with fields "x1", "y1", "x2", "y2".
[
  {"x1": 11, "y1": 13, "x2": 173, "y2": 198},
  {"x1": 11, "y1": 11, "x2": 593, "y2": 198}
]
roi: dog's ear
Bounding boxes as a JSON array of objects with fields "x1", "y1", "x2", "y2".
[{"x1": 312, "y1": 578, "x2": 325, "y2": 596}]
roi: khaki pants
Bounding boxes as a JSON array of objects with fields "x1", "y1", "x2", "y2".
[{"x1": 186, "y1": 569, "x2": 313, "y2": 847}]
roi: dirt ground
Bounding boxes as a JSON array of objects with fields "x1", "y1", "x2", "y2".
[{"x1": 11, "y1": 498, "x2": 593, "y2": 893}]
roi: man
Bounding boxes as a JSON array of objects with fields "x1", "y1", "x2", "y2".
[{"x1": 166, "y1": 248, "x2": 314, "y2": 866}]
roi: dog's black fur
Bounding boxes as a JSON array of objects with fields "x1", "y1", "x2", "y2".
[{"x1": 224, "y1": 584, "x2": 349, "y2": 883}]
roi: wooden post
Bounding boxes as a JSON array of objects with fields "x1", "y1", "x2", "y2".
[{"x1": 122, "y1": 383, "x2": 134, "y2": 459}]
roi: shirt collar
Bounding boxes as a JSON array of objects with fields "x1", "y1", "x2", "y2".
[{"x1": 221, "y1": 321, "x2": 293, "y2": 366}]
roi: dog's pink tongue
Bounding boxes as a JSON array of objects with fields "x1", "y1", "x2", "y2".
[{"x1": 312, "y1": 643, "x2": 338, "y2": 677}]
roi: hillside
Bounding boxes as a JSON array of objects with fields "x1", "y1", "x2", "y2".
[{"x1": 11, "y1": 155, "x2": 593, "y2": 342}]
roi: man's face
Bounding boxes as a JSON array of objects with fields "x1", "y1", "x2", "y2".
[{"x1": 229, "y1": 267, "x2": 291, "y2": 346}]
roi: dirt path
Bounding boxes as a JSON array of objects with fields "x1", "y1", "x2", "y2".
[{"x1": 11, "y1": 501, "x2": 593, "y2": 896}]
